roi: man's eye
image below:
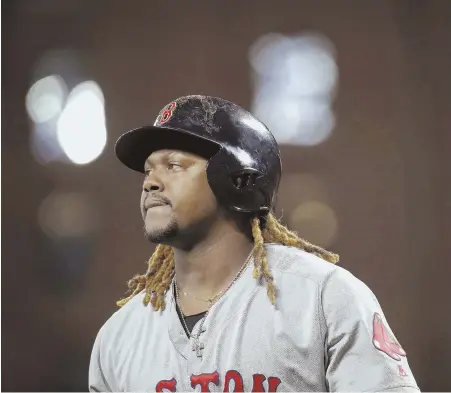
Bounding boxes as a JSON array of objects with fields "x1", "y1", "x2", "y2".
[{"x1": 168, "y1": 162, "x2": 181, "y2": 170}]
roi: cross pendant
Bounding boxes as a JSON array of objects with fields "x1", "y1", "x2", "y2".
[{"x1": 192, "y1": 339, "x2": 205, "y2": 358}]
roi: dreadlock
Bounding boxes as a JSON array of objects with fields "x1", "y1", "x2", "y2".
[{"x1": 117, "y1": 212, "x2": 339, "y2": 311}]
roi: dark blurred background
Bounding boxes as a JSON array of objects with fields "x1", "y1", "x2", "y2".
[{"x1": 2, "y1": 0, "x2": 450, "y2": 391}]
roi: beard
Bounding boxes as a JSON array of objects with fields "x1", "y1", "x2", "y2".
[
  {"x1": 144, "y1": 216, "x2": 179, "y2": 244},
  {"x1": 143, "y1": 213, "x2": 220, "y2": 250}
]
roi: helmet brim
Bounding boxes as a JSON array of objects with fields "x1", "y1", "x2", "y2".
[{"x1": 115, "y1": 126, "x2": 221, "y2": 173}]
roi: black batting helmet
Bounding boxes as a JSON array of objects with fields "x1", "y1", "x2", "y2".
[{"x1": 115, "y1": 95, "x2": 282, "y2": 215}]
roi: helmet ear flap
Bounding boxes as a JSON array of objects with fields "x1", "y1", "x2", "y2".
[
  {"x1": 231, "y1": 168, "x2": 262, "y2": 190},
  {"x1": 207, "y1": 148, "x2": 272, "y2": 214}
]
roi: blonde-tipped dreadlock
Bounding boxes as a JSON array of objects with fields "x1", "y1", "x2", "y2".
[{"x1": 117, "y1": 213, "x2": 339, "y2": 311}]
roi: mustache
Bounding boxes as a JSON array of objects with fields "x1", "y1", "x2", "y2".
[{"x1": 144, "y1": 194, "x2": 172, "y2": 208}]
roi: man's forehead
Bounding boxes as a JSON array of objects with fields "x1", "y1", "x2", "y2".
[{"x1": 145, "y1": 149, "x2": 204, "y2": 163}]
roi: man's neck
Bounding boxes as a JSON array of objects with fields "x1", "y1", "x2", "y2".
[{"x1": 173, "y1": 221, "x2": 254, "y2": 301}]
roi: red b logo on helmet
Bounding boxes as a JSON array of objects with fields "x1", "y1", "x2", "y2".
[{"x1": 157, "y1": 101, "x2": 177, "y2": 124}]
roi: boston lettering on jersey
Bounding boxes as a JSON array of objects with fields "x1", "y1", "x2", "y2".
[{"x1": 155, "y1": 370, "x2": 281, "y2": 392}]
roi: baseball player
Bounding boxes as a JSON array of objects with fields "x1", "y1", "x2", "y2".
[{"x1": 89, "y1": 95, "x2": 419, "y2": 392}]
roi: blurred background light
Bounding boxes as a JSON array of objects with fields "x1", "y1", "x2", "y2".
[
  {"x1": 37, "y1": 190, "x2": 101, "y2": 299},
  {"x1": 56, "y1": 81, "x2": 107, "y2": 165},
  {"x1": 284, "y1": 36, "x2": 338, "y2": 96},
  {"x1": 29, "y1": 121, "x2": 65, "y2": 165},
  {"x1": 274, "y1": 173, "x2": 338, "y2": 247},
  {"x1": 249, "y1": 32, "x2": 338, "y2": 146},
  {"x1": 252, "y1": 95, "x2": 335, "y2": 145},
  {"x1": 249, "y1": 33, "x2": 291, "y2": 76},
  {"x1": 26, "y1": 49, "x2": 108, "y2": 167},
  {"x1": 25, "y1": 75, "x2": 67, "y2": 123},
  {"x1": 38, "y1": 191, "x2": 101, "y2": 239},
  {"x1": 278, "y1": 173, "x2": 331, "y2": 206},
  {"x1": 289, "y1": 200, "x2": 338, "y2": 247}
]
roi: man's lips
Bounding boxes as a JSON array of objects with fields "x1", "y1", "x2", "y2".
[{"x1": 145, "y1": 199, "x2": 170, "y2": 210}]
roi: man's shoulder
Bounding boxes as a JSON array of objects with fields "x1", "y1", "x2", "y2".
[
  {"x1": 96, "y1": 291, "x2": 152, "y2": 341},
  {"x1": 265, "y1": 243, "x2": 357, "y2": 288},
  {"x1": 264, "y1": 243, "x2": 377, "y2": 314}
]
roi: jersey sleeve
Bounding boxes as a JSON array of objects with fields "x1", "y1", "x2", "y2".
[
  {"x1": 89, "y1": 327, "x2": 113, "y2": 392},
  {"x1": 321, "y1": 268, "x2": 420, "y2": 392}
]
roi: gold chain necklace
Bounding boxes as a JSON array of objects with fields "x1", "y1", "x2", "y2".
[
  {"x1": 180, "y1": 285, "x2": 229, "y2": 305},
  {"x1": 174, "y1": 249, "x2": 253, "y2": 359},
  {"x1": 180, "y1": 291, "x2": 214, "y2": 304}
]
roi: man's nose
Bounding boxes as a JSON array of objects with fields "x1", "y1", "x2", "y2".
[{"x1": 143, "y1": 172, "x2": 164, "y2": 193}]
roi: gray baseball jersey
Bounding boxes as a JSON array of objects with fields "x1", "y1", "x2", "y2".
[{"x1": 89, "y1": 244, "x2": 420, "y2": 392}]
